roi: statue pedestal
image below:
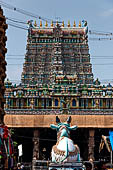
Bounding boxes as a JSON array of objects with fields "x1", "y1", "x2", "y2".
[
  {"x1": 49, "y1": 162, "x2": 85, "y2": 170},
  {"x1": 32, "y1": 160, "x2": 49, "y2": 170}
]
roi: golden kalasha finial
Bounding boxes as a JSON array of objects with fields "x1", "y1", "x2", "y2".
[
  {"x1": 45, "y1": 21, "x2": 48, "y2": 27},
  {"x1": 62, "y1": 21, "x2": 64, "y2": 27},
  {"x1": 79, "y1": 21, "x2": 81, "y2": 27},
  {"x1": 40, "y1": 20, "x2": 42, "y2": 27},
  {"x1": 34, "y1": 20, "x2": 37, "y2": 27},
  {"x1": 73, "y1": 20, "x2": 76, "y2": 27},
  {"x1": 51, "y1": 20, "x2": 53, "y2": 27},
  {"x1": 68, "y1": 20, "x2": 70, "y2": 27}
]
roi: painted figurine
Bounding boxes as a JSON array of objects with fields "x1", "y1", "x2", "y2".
[{"x1": 50, "y1": 116, "x2": 80, "y2": 163}]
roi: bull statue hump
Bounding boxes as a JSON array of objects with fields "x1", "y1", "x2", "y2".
[{"x1": 50, "y1": 116, "x2": 80, "y2": 163}]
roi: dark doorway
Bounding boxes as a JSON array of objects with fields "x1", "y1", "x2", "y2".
[
  {"x1": 44, "y1": 99, "x2": 46, "y2": 109},
  {"x1": 94, "y1": 128, "x2": 110, "y2": 162},
  {"x1": 19, "y1": 99, "x2": 21, "y2": 109},
  {"x1": 13, "y1": 128, "x2": 33, "y2": 163},
  {"x1": 71, "y1": 128, "x2": 89, "y2": 161},
  {"x1": 39, "y1": 128, "x2": 57, "y2": 160},
  {"x1": 84, "y1": 99, "x2": 86, "y2": 109}
]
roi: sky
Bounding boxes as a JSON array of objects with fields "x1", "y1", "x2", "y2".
[{"x1": 2, "y1": 0, "x2": 113, "y2": 85}]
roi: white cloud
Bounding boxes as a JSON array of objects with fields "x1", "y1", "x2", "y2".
[{"x1": 100, "y1": 8, "x2": 113, "y2": 17}]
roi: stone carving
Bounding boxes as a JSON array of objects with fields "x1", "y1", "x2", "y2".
[
  {"x1": 60, "y1": 98, "x2": 70, "y2": 111},
  {"x1": 50, "y1": 116, "x2": 80, "y2": 163}
]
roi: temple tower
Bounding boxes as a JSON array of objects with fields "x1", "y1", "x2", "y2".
[
  {"x1": 0, "y1": 6, "x2": 7, "y2": 123},
  {"x1": 21, "y1": 20, "x2": 93, "y2": 86}
]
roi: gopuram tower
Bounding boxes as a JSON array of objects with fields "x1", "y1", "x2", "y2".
[{"x1": 21, "y1": 20, "x2": 93, "y2": 86}]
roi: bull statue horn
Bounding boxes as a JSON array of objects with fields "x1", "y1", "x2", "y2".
[
  {"x1": 56, "y1": 116, "x2": 60, "y2": 123},
  {"x1": 67, "y1": 116, "x2": 71, "y2": 124}
]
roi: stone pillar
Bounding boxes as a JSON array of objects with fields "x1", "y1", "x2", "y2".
[
  {"x1": 32, "y1": 129, "x2": 40, "y2": 170},
  {"x1": 76, "y1": 98, "x2": 79, "y2": 109},
  {"x1": 5, "y1": 98, "x2": 8, "y2": 109},
  {"x1": 88, "y1": 129, "x2": 95, "y2": 160},
  {"x1": 33, "y1": 129, "x2": 40, "y2": 160},
  {"x1": 52, "y1": 98, "x2": 54, "y2": 109}
]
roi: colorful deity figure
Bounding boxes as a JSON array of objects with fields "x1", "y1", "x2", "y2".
[
  {"x1": 27, "y1": 20, "x2": 33, "y2": 28},
  {"x1": 27, "y1": 20, "x2": 34, "y2": 34},
  {"x1": 82, "y1": 20, "x2": 88, "y2": 34},
  {"x1": 82, "y1": 20, "x2": 87, "y2": 27},
  {"x1": 60, "y1": 98, "x2": 70, "y2": 111},
  {"x1": 50, "y1": 116, "x2": 80, "y2": 163}
]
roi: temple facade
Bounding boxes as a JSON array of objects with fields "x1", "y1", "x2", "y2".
[
  {"x1": 4, "y1": 21, "x2": 113, "y2": 163},
  {"x1": 0, "y1": 6, "x2": 7, "y2": 124}
]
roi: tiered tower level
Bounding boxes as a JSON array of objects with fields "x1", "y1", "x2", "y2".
[
  {"x1": 0, "y1": 6, "x2": 7, "y2": 123},
  {"x1": 21, "y1": 20, "x2": 93, "y2": 86}
]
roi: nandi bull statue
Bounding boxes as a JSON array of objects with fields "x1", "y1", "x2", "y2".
[{"x1": 50, "y1": 116, "x2": 80, "y2": 163}]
